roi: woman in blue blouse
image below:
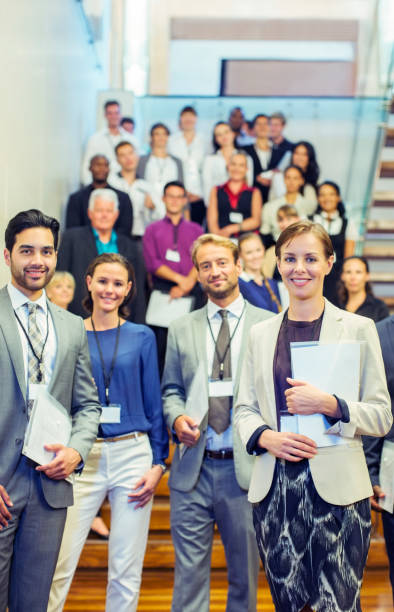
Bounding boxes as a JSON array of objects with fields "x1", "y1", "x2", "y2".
[
  {"x1": 238, "y1": 232, "x2": 282, "y2": 313},
  {"x1": 49, "y1": 253, "x2": 168, "y2": 612}
]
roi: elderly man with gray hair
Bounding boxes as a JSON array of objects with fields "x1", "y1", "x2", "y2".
[{"x1": 57, "y1": 188, "x2": 146, "y2": 322}]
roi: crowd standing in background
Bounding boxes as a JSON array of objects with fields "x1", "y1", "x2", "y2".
[{"x1": 1, "y1": 101, "x2": 391, "y2": 611}]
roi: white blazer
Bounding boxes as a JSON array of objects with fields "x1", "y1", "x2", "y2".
[{"x1": 234, "y1": 299, "x2": 392, "y2": 506}]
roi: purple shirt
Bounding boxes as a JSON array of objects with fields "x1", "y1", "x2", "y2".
[{"x1": 143, "y1": 216, "x2": 203, "y2": 276}]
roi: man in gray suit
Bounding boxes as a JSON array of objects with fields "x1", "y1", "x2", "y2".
[
  {"x1": 162, "y1": 233, "x2": 273, "y2": 612},
  {"x1": 0, "y1": 209, "x2": 101, "y2": 612}
]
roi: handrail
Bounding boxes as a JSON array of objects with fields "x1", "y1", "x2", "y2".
[{"x1": 74, "y1": 0, "x2": 103, "y2": 72}]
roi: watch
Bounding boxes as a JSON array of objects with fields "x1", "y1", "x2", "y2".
[{"x1": 153, "y1": 463, "x2": 167, "y2": 474}]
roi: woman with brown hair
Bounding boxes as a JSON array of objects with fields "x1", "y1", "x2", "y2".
[
  {"x1": 49, "y1": 253, "x2": 168, "y2": 612},
  {"x1": 235, "y1": 221, "x2": 391, "y2": 612},
  {"x1": 339, "y1": 255, "x2": 389, "y2": 322}
]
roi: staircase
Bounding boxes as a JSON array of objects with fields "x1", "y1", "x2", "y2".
[
  {"x1": 363, "y1": 98, "x2": 394, "y2": 313},
  {"x1": 77, "y1": 443, "x2": 227, "y2": 571}
]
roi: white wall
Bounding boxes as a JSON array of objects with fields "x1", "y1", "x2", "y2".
[
  {"x1": 148, "y1": 0, "x2": 379, "y2": 95},
  {"x1": 0, "y1": 0, "x2": 108, "y2": 284}
]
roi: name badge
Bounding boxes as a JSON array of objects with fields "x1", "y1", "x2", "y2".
[
  {"x1": 165, "y1": 249, "x2": 181, "y2": 263},
  {"x1": 100, "y1": 404, "x2": 121, "y2": 424},
  {"x1": 208, "y1": 379, "x2": 233, "y2": 397},
  {"x1": 229, "y1": 212, "x2": 243, "y2": 224},
  {"x1": 28, "y1": 384, "x2": 48, "y2": 401}
]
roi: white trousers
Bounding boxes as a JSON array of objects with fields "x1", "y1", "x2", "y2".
[{"x1": 48, "y1": 434, "x2": 153, "y2": 612}]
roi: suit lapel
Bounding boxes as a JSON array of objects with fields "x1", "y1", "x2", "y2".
[
  {"x1": 263, "y1": 311, "x2": 285, "y2": 425},
  {"x1": 234, "y1": 304, "x2": 257, "y2": 394},
  {"x1": 319, "y1": 299, "x2": 344, "y2": 343},
  {"x1": 46, "y1": 301, "x2": 67, "y2": 394},
  {"x1": 0, "y1": 287, "x2": 27, "y2": 400}
]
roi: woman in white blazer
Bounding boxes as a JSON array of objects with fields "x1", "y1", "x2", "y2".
[{"x1": 234, "y1": 220, "x2": 392, "y2": 612}]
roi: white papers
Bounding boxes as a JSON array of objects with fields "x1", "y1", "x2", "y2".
[
  {"x1": 23, "y1": 388, "x2": 72, "y2": 465},
  {"x1": 179, "y1": 363, "x2": 207, "y2": 458},
  {"x1": 145, "y1": 290, "x2": 194, "y2": 328},
  {"x1": 285, "y1": 341, "x2": 361, "y2": 447},
  {"x1": 379, "y1": 440, "x2": 394, "y2": 513}
]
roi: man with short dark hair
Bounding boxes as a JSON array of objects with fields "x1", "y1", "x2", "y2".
[
  {"x1": 162, "y1": 233, "x2": 272, "y2": 612},
  {"x1": 269, "y1": 111, "x2": 294, "y2": 167},
  {"x1": 0, "y1": 209, "x2": 100, "y2": 611},
  {"x1": 81, "y1": 100, "x2": 138, "y2": 185},
  {"x1": 58, "y1": 189, "x2": 145, "y2": 322},
  {"x1": 143, "y1": 181, "x2": 203, "y2": 373},
  {"x1": 66, "y1": 154, "x2": 133, "y2": 235},
  {"x1": 120, "y1": 116, "x2": 135, "y2": 134}
]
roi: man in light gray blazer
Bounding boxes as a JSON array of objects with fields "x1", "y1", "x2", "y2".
[
  {"x1": 162, "y1": 234, "x2": 273, "y2": 612},
  {"x1": 0, "y1": 209, "x2": 101, "y2": 612}
]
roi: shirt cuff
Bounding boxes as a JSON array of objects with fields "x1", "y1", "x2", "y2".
[
  {"x1": 325, "y1": 395, "x2": 350, "y2": 426},
  {"x1": 246, "y1": 426, "x2": 272, "y2": 456}
]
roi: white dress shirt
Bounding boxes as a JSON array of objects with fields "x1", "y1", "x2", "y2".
[
  {"x1": 109, "y1": 175, "x2": 165, "y2": 236},
  {"x1": 205, "y1": 294, "x2": 246, "y2": 451},
  {"x1": 7, "y1": 283, "x2": 57, "y2": 389},
  {"x1": 312, "y1": 210, "x2": 358, "y2": 241},
  {"x1": 145, "y1": 155, "x2": 179, "y2": 201},
  {"x1": 261, "y1": 193, "x2": 311, "y2": 241},
  {"x1": 81, "y1": 128, "x2": 139, "y2": 185},
  {"x1": 168, "y1": 131, "x2": 207, "y2": 198}
]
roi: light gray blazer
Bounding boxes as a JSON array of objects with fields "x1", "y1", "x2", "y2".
[
  {"x1": 0, "y1": 287, "x2": 101, "y2": 508},
  {"x1": 234, "y1": 299, "x2": 392, "y2": 506},
  {"x1": 162, "y1": 301, "x2": 273, "y2": 492}
]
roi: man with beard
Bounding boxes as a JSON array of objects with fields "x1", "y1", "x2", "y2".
[
  {"x1": 66, "y1": 154, "x2": 133, "y2": 235},
  {"x1": 0, "y1": 209, "x2": 100, "y2": 611},
  {"x1": 162, "y1": 234, "x2": 272, "y2": 612}
]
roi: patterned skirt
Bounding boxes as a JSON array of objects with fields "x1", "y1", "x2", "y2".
[{"x1": 253, "y1": 460, "x2": 371, "y2": 612}]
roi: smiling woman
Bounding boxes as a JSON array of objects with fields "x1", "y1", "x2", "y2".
[
  {"x1": 49, "y1": 252, "x2": 168, "y2": 612},
  {"x1": 234, "y1": 220, "x2": 392, "y2": 612}
]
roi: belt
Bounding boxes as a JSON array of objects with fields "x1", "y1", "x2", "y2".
[
  {"x1": 96, "y1": 432, "x2": 146, "y2": 443},
  {"x1": 204, "y1": 449, "x2": 233, "y2": 460}
]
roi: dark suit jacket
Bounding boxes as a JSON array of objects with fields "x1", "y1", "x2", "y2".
[
  {"x1": 0, "y1": 288, "x2": 101, "y2": 508},
  {"x1": 364, "y1": 315, "x2": 394, "y2": 486},
  {"x1": 56, "y1": 226, "x2": 146, "y2": 323},
  {"x1": 242, "y1": 138, "x2": 294, "y2": 202},
  {"x1": 65, "y1": 183, "x2": 133, "y2": 236}
]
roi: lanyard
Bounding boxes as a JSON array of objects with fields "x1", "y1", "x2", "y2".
[
  {"x1": 91, "y1": 318, "x2": 121, "y2": 405},
  {"x1": 207, "y1": 304, "x2": 246, "y2": 380},
  {"x1": 14, "y1": 306, "x2": 50, "y2": 382}
]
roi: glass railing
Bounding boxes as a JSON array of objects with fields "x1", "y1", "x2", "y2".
[{"x1": 133, "y1": 94, "x2": 386, "y2": 237}]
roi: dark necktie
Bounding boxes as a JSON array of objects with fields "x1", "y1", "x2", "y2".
[
  {"x1": 208, "y1": 309, "x2": 232, "y2": 434},
  {"x1": 27, "y1": 303, "x2": 45, "y2": 415}
]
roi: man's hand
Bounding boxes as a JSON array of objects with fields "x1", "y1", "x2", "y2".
[
  {"x1": 36, "y1": 445, "x2": 81, "y2": 480},
  {"x1": 128, "y1": 465, "x2": 164, "y2": 509},
  {"x1": 285, "y1": 378, "x2": 340, "y2": 418},
  {"x1": 258, "y1": 429, "x2": 317, "y2": 462},
  {"x1": 371, "y1": 484, "x2": 385, "y2": 512},
  {"x1": 0, "y1": 484, "x2": 13, "y2": 529},
  {"x1": 169, "y1": 285, "x2": 185, "y2": 300},
  {"x1": 256, "y1": 176, "x2": 271, "y2": 186},
  {"x1": 174, "y1": 415, "x2": 200, "y2": 447},
  {"x1": 144, "y1": 194, "x2": 155, "y2": 210}
]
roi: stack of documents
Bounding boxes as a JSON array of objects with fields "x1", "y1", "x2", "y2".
[
  {"x1": 23, "y1": 388, "x2": 72, "y2": 465},
  {"x1": 145, "y1": 290, "x2": 194, "y2": 328},
  {"x1": 281, "y1": 341, "x2": 361, "y2": 447}
]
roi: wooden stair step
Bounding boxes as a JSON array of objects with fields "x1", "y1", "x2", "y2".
[
  {"x1": 79, "y1": 533, "x2": 228, "y2": 569},
  {"x1": 367, "y1": 219, "x2": 394, "y2": 232},
  {"x1": 372, "y1": 190, "x2": 394, "y2": 205},
  {"x1": 380, "y1": 160, "x2": 394, "y2": 177},
  {"x1": 369, "y1": 272, "x2": 394, "y2": 283},
  {"x1": 386, "y1": 127, "x2": 394, "y2": 146},
  {"x1": 363, "y1": 245, "x2": 394, "y2": 258}
]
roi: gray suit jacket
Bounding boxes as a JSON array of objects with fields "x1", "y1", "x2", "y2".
[
  {"x1": 0, "y1": 286, "x2": 101, "y2": 508},
  {"x1": 162, "y1": 300, "x2": 273, "y2": 492}
]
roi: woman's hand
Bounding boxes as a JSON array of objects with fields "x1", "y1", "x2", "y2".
[
  {"x1": 285, "y1": 378, "x2": 340, "y2": 418},
  {"x1": 128, "y1": 465, "x2": 164, "y2": 509},
  {"x1": 258, "y1": 429, "x2": 317, "y2": 462},
  {"x1": 370, "y1": 484, "x2": 385, "y2": 512}
]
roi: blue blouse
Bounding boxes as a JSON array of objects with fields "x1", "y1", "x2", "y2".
[
  {"x1": 239, "y1": 277, "x2": 281, "y2": 314},
  {"x1": 87, "y1": 321, "x2": 168, "y2": 464}
]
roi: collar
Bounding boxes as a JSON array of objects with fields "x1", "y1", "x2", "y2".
[
  {"x1": 319, "y1": 210, "x2": 340, "y2": 221},
  {"x1": 207, "y1": 293, "x2": 245, "y2": 321},
  {"x1": 7, "y1": 281, "x2": 48, "y2": 312},
  {"x1": 164, "y1": 215, "x2": 184, "y2": 227},
  {"x1": 92, "y1": 227, "x2": 117, "y2": 244}
]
